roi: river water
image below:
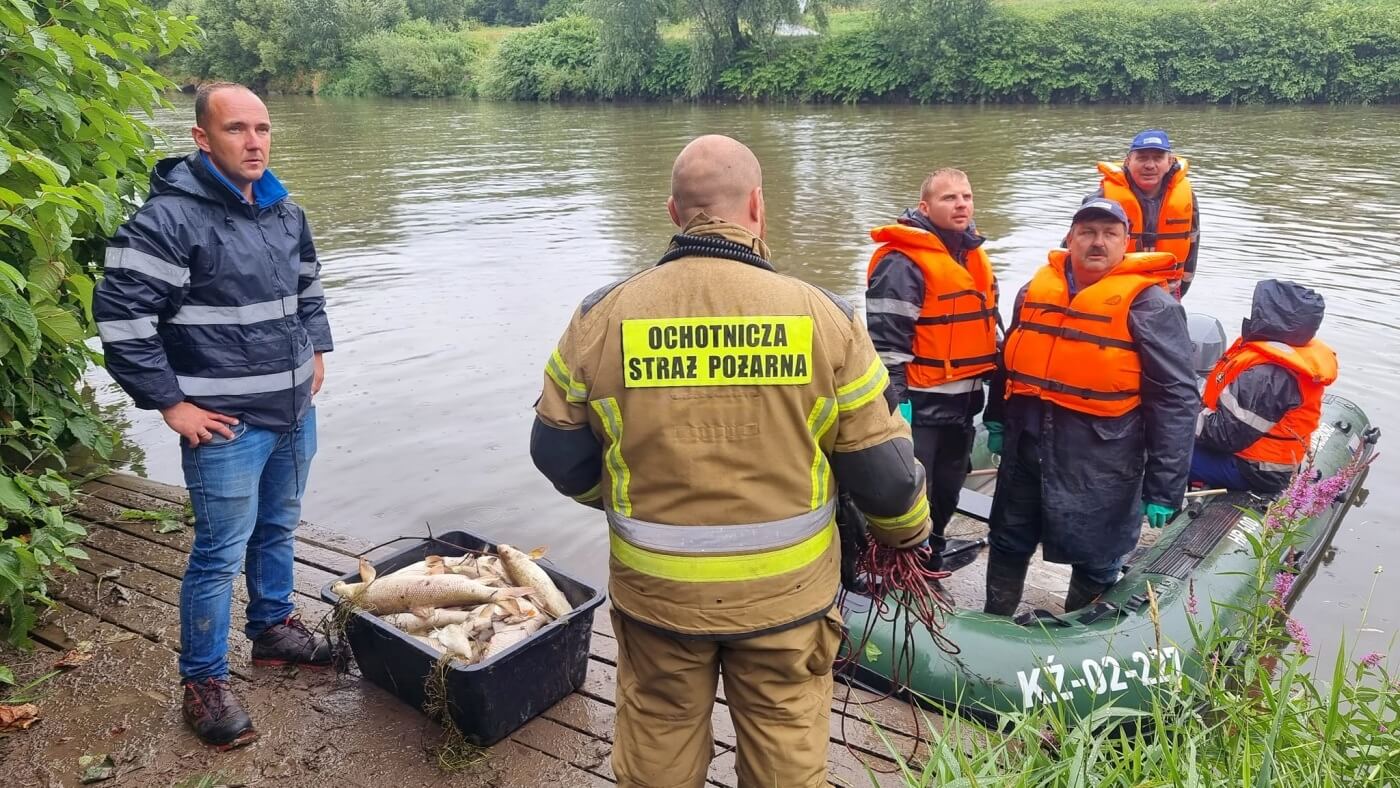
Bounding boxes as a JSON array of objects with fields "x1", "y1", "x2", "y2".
[{"x1": 94, "y1": 97, "x2": 1399, "y2": 661}]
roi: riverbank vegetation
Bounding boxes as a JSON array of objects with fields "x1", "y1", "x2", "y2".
[
  {"x1": 0, "y1": 2, "x2": 195, "y2": 662},
  {"x1": 157, "y1": 0, "x2": 1400, "y2": 102}
]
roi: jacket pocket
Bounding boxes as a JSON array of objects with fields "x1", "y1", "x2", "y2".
[{"x1": 1090, "y1": 410, "x2": 1142, "y2": 442}]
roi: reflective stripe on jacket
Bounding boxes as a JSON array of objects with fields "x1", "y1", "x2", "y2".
[
  {"x1": 866, "y1": 224, "x2": 998, "y2": 391},
  {"x1": 1003, "y1": 250, "x2": 1177, "y2": 417},
  {"x1": 1202, "y1": 337, "x2": 1338, "y2": 470},
  {"x1": 532, "y1": 215, "x2": 931, "y2": 638},
  {"x1": 93, "y1": 153, "x2": 331, "y2": 431},
  {"x1": 1098, "y1": 160, "x2": 1197, "y2": 286}
]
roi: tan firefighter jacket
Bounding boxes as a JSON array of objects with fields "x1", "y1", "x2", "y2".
[{"x1": 532, "y1": 215, "x2": 932, "y2": 637}]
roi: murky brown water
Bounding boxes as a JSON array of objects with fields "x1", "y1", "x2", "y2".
[{"x1": 95, "y1": 97, "x2": 1399, "y2": 659}]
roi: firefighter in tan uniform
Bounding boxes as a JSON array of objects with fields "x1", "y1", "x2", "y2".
[{"x1": 530, "y1": 135, "x2": 932, "y2": 788}]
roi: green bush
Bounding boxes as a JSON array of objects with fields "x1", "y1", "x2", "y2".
[
  {"x1": 326, "y1": 20, "x2": 487, "y2": 97},
  {"x1": 0, "y1": 0, "x2": 196, "y2": 657},
  {"x1": 481, "y1": 15, "x2": 602, "y2": 100}
]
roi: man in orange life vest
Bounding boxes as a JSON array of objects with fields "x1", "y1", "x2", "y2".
[
  {"x1": 983, "y1": 198, "x2": 1199, "y2": 615},
  {"x1": 865, "y1": 168, "x2": 1000, "y2": 583},
  {"x1": 1192, "y1": 280, "x2": 1338, "y2": 494},
  {"x1": 1092, "y1": 129, "x2": 1199, "y2": 299}
]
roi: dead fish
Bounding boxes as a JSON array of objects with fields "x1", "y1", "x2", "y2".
[
  {"x1": 380, "y1": 607, "x2": 474, "y2": 634},
  {"x1": 434, "y1": 624, "x2": 477, "y2": 663},
  {"x1": 332, "y1": 558, "x2": 532, "y2": 613},
  {"x1": 392, "y1": 555, "x2": 474, "y2": 576},
  {"x1": 495, "y1": 597, "x2": 542, "y2": 621},
  {"x1": 482, "y1": 617, "x2": 545, "y2": 661},
  {"x1": 498, "y1": 545, "x2": 572, "y2": 620}
]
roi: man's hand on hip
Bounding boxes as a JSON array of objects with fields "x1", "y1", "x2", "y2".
[
  {"x1": 312, "y1": 352, "x2": 325, "y2": 398},
  {"x1": 161, "y1": 402, "x2": 238, "y2": 447}
]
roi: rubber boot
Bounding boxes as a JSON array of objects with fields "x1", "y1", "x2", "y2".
[
  {"x1": 983, "y1": 550, "x2": 1030, "y2": 616},
  {"x1": 1063, "y1": 569, "x2": 1113, "y2": 613}
]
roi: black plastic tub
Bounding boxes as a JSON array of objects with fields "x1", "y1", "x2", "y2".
[{"x1": 320, "y1": 530, "x2": 606, "y2": 746}]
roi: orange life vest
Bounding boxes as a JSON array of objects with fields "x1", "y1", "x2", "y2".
[
  {"x1": 1202, "y1": 337, "x2": 1338, "y2": 469},
  {"x1": 1003, "y1": 250, "x2": 1177, "y2": 417},
  {"x1": 867, "y1": 224, "x2": 999, "y2": 392},
  {"x1": 1098, "y1": 160, "x2": 1196, "y2": 285}
]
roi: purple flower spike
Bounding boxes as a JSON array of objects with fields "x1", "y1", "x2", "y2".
[
  {"x1": 1286, "y1": 617, "x2": 1312, "y2": 656},
  {"x1": 1361, "y1": 651, "x2": 1385, "y2": 668}
]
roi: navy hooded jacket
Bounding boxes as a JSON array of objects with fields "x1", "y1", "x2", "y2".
[{"x1": 93, "y1": 152, "x2": 332, "y2": 431}]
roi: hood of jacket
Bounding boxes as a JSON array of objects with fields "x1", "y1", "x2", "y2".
[{"x1": 1241, "y1": 279, "x2": 1325, "y2": 346}]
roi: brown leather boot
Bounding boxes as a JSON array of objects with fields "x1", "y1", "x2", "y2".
[{"x1": 182, "y1": 677, "x2": 257, "y2": 750}]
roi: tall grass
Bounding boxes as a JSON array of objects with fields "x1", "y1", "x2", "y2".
[{"x1": 859, "y1": 457, "x2": 1399, "y2": 786}]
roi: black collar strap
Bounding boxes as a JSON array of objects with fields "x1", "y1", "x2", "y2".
[{"x1": 658, "y1": 234, "x2": 773, "y2": 271}]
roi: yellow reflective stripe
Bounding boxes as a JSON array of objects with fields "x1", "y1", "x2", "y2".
[
  {"x1": 609, "y1": 521, "x2": 835, "y2": 583},
  {"x1": 566, "y1": 379, "x2": 589, "y2": 404},
  {"x1": 545, "y1": 349, "x2": 571, "y2": 392},
  {"x1": 836, "y1": 358, "x2": 889, "y2": 413},
  {"x1": 807, "y1": 397, "x2": 837, "y2": 510},
  {"x1": 546, "y1": 349, "x2": 589, "y2": 402},
  {"x1": 572, "y1": 483, "x2": 601, "y2": 503},
  {"x1": 590, "y1": 398, "x2": 632, "y2": 516},
  {"x1": 866, "y1": 495, "x2": 930, "y2": 532}
]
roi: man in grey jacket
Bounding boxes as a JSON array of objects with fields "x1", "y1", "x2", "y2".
[{"x1": 93, "y1": 82, "x2": 332, "y2": 749}]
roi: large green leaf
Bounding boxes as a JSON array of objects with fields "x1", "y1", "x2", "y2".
[
  {"x1": 34, "y1": 303, "x2": 85, "y2": 345},
  {"x1": 0, "y1": 475, "x2": 31, "y2": 514},
  {"x1": 0, "y1": 290, "x2": 39, "y2": 350},
  {"x1": 65, "y1": 272, "x2": 94, "y2": 323}
]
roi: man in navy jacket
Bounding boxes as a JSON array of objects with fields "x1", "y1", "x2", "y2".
[{"x1": 94, "y1": 82, "x2": 333, "y2": 749}]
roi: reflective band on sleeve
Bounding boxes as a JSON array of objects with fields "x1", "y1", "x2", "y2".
[
  {"x1": 807, "y1": 397, "x2": 837, "y2": 510},
  {"x1": 300, "y1": 260, "x2": 318, "y2": 278},
  {"x1": 607, "y1": 499, "x2": 835, "y2": 555},
  {"x1": 96, "y1": 315, "x2": 158, "y2": 343},
  {"x1": 836, "y1": 358, "x2": 888, "y2": 412},
  {"x1": 299, "y1": 281, "x2": 324, "y2": 299},
  {"x1": 1247, "y1": 458, "x2": 1299, "y2": 473},
  {"x1": 608, "y1": 521, "x2": 834, "y2": 583},
  {"x1": 176, "y1": 356, "x2": 314, "y2": 396},
  {"x1": 908, "y1": 377, "x2": 981, "y2": 395},
  {"x1": 621, "y1": 315, "x2": 813, "y2": 388},
  {"x1": 865, "y1": 298, "x2": 921, "y2": 319},
  {"x1": 545, "y1": 349, "x2": 571, "y2": 392},
  {"x1": 104, "y1": 246, "x2": 189, "y2": 287},
  {"x1": 878, "y1": 351, "x2": 914, "y2": 366},
  {"x1": 865, "y1": 494, "x2": 929, "y2": 532},
  {"x1": 590, "y1": 397, "x2": 632, "y2": 516},
  {"x1": 1219, "y1": 386, "x2": 1277, "y2": 433},
  {"x1": 572, "y1": 484, "x2": 602, "y2": 503},
  {"x1": 169, "y1": 295, "x2": 298, "y2": 325}
]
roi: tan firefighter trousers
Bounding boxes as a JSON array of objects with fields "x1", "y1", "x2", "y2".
[{"x1": 610, "y1": 607, "x2": 844, "y2": 788}]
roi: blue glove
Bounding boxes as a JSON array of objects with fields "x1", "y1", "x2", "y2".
[
  {"x1": 984, "y1": 420, "x2": 1004, "y2": 456},
  {"x1": 1143, "y1": 502, "x2": 1175, "y2": 529},
  {"x1": 898, "y1": 400, "x2": 912, "y2": 424}
]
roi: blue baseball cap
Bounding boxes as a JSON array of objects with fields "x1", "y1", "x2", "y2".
[
  {"x1": 1129, "y1": 129, "x2": 1172, "y2": 152},
  {"x1": 1073, "y1": 197, "x2": 1130, "y2": 226}
]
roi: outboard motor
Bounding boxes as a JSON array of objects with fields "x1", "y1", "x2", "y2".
[{"x1": 1187, "y1": 313, "x2": 1227, "y2": 385}]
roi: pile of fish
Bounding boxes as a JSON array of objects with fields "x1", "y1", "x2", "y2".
[{"x1": 331, "y1": 544, "x2": 573, "y2": 666}]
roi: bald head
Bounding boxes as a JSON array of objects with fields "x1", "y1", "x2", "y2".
[{"x1": 668, "y1": 135, "x2": 765, "y2": 235}]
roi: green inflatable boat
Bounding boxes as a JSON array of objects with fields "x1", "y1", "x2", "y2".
[{"x1": 840, "y1": 394, "x2": 1378, "y2": 722}]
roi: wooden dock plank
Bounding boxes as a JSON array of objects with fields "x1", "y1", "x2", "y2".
[{"x1": 23, "y1": 473, "x2": 944, "y2": 787}]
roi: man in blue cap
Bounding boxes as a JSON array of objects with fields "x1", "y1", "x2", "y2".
[
  {"x1": 982, "y1": 198, "x2": 1197, "y2": 615},
  {"x1": 1092, "y1": 129, "x2": 1199, "y2": 299}
]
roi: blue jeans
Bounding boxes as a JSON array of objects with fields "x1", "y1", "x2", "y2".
[
  {"x1": 1189, "y1": 445, "x2": 1249, "y2": 491},
  {"x1": 179, "y1": 409, "x2": 317, "y2": 681}
]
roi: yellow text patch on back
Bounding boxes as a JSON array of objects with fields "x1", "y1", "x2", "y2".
[{"x1": 621, "y1": 316, "x2": 814, "y2": 388}]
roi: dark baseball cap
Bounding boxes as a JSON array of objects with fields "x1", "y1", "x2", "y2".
[
  {"x1": 1072, "y1": 197, "x2": 1130, "y2": 226},
  {"x1": 1129, "y1": 129, "x2": 1172, "y2": 152}
]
